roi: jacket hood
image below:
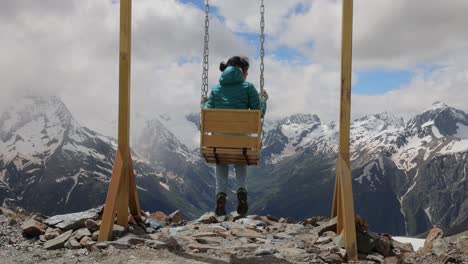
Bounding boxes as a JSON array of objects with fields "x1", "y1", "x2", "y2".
[{"x1": 219, "y1": 66, "x2": 244, "y2": 85}]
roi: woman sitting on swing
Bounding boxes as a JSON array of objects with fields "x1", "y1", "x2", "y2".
[{"x1": 204, "y1": 56, "x2": 268, "y2": 216}]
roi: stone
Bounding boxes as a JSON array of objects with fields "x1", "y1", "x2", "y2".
[
  {"x1": 367, "y1": 253, "x2": 385, "y2": 263},
  {"x1": 391, "y1": 239, "x2": 414, "y2": 253},
  {"x1": 84, "y1": 241, "x2": 97, "y2": 251},
  {"x1": 45, "y1": 207, "x2": 102, "y2": 231},
  {"x1": 266, "y1": 215, "x2": 279, "y2": 222},
  {"x1": 192, "y1": 232, "x2": 218, "y2": 238},
  {"x1": 147, "y1": 234, "x2": 179, "y2": 250},
  {"x1": 356, "y1": 231, "x2": 376, "y2": 254},
  {"x1": 247, "y1": 215, "x2": 262, "y2": 221},
  {"x1": 423, "y1": 227, "x2": 443, "y2": 252},
  {"x1": 0, "y1": 207, "x2": 16, "y2": 217},
  {"x1": 45, "y1": 228, "x2": 60, "y2": 240},
  {"x1": 169, "y1": 226, "x2": 191, "y2": 234},
  {"x1": 196, "y1": 212, "x2": 218, "y2": 224},
  {"x1": 375, "y1": 235, "x2": 392, "y2": 257},
  {"x1": 44, "y1": 230, "x2": 73, "y2": 250},
  {"x1": 74, "y1": 228, "x2": 92, "y2": 241},
  {"x1": 112, "y1": 224, "x2": 127, "y2": 239},
  {"x1": 194, "y1": 237, "x2": 223, "y2": 245},
  {"x1": 197, "y1": 224, "x2": 227, "y2": 234},
  {"x1": 92, "y1": 231, "x2": 99, "y2": 241},
  {"x1": 149, "y1": 211, "x2": 168, "y2": 222},
  {"x1": 384, "y1": 256, "x2": 402, "y2": 264},
  {"x1": 279, "y1": 217, "x2": 296, "y2": 224},
  {"x1": 315, "y1": 236, "x2": 333, "y2": 245},
  {"x1": 255, "y1": 247, "x2": 277, "y2": 256},
  {"x1": 432, "y1": 238, "x2": 449, "y2": 256},
  {"x1": 21, "y1": 219, "x2": 46, "y2": 237},
  {"x1": 437, "y1": 254, "x2": 459, "y2": 264},
  {"x1": 115, "y1": 233, "x2": 147, "y2": 246},
  {"x1": 65, "y1": 238, "x2": 82, "y2": 250},
  {"x1": 80, "y1": 236, "x2": 92, "y2": 247},
  {"x1": 333, "y1": 233, "x2": 345, "y2": 248},
  {"x1": 315, "y1": 217, "x2": 337, "y2": 236},
  {"x1": 168, "y1": 210, "x2": 182, "y2": 223},
  {"x1": 318, "y1": 251, "x2": 343, "y2": 264},
  {"x1": 231, "y1": 228, "x2": 264, "y2": 239},
  {"x1": 84, "y1": 219, "x2": 99, "y2": 232},
  {"x1": 188, "y1": 243, "x2": 217, "y2": 252},
  {"x1": 235, "y1": 218, "x2": 267, "y2": 227},
  {"x1": 145, "y1": 219, "x2": 165, "y2": 230},
  {"x1": 146, "y1": 227, "x2": 156, "y2": 234},
  {"x1": 95, "y1": 242, "x2": 109, "y2": 250}
]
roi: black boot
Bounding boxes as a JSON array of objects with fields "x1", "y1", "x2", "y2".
[
  {"x1": 237, "y1": 188, "x2": 248, "y2": 216},
  {"x1": 215, "y1": 192, "x2": 227, "y2": 216}
]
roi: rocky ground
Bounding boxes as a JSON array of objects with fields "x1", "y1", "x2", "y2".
[{"x1": 0, "y1": 206, "x2": 466, "y2": 264}]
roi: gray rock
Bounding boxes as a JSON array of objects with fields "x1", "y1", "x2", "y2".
[
  {"x1": 45, "y1": 207, "x2": 101, "y2": 231},
  {"x1": 92, "y1": 231, "x2": 99, "y2": 241},
  {"x1": 169, "y1": 226, "x2": 190, "y2": 234},
  {"x1": 391, "y1": 238, "x2": 414, "y2": 253},
  {"x1": 146, "y1": 234, "x2": 179, "y2": 250},
  {"x1": 315, "y1": 217, "x2": 337, "y2": 236},
  {"x1": 255, "y1": 247, "x2": 277, "y2": 256},
  {"x1": 196, "y1": 212, "x2": 218, "y2": 224},
  {"x1": 45, "y1": 228, "x2": 60, "y2": 240},
  {"x1": 84, "y1": 219, "x2": 99, "y2": 232},
  {"x1": 74, "y1": 228, "x2": 92, "y2": 241},
  {"x1": 44, "y1": 229, "x2": 73, "y2": 250},
  {"x1": 168, "y1": 210, "x2": 182, "y2": 223},
  {"x1": 235, "y1": 218, "x2": 267, "y2": 227},
  {"x1": 315, "y1": 236, "x2": 332, "y2": 245},
  {"x1": 432, "y1": 238, "x2": 449, "y2": 256},
  {"x1": 318, "y1": 251, "x2": 343, "y2": 264},
  {"x1": 65, "y1": 238, "x2": 82, "y2": 250},
  {"x1": 333, "y1": 233, "x2": 345, "y2": 248},
  {"x1": 112, "y1": 224, "x2": 126, "y2": 239},
  {"x1": 145, "y1": 219, "x2": 165, "y2": 230},
  {"x1": 21, "y1": 219, "x2": 46, "y2": 237},
  {"x1": 367, "y1": 253, "x2": 385, "y2": 263}
]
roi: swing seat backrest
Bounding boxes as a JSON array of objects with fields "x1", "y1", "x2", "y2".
[{"x1": 200, "y1": 109, "x2": 262, "y2": 165}]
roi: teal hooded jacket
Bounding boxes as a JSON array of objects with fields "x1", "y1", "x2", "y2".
[{"x1": 204, "y1": 66, "x2": 267, "y2": 116}]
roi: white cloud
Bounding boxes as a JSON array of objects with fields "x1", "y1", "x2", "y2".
[
  {"x1": 279, "y1": 0, "x2": 468, "y2": 70},
  {"x1": 1, "y1": 0, "x2": 468, "y2": 150}
]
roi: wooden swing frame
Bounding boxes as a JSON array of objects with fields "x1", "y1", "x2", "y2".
[{"x1": 99, "y1": 0, "x2": 358, "y2": 261}]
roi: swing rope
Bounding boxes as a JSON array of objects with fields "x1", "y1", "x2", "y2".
[
  {"x1": 200, "y1": 0, "x2": 210, "y2": 107},
  {"x1": 200, "y1": 0, "x2": 266, "y2": 106}
]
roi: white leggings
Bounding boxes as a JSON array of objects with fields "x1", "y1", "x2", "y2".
[{"x1": 215, "y1": 164, "x2": 247, "y2": 194}]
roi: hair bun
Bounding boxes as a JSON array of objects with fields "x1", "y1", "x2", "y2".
[{"x1": 219, "y1": 62, "x2": 227, "y2": 72}]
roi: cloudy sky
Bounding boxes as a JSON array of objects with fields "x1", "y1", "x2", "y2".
[{"x1": 1, "y1": 0, "x2": 468, "y2": 147}]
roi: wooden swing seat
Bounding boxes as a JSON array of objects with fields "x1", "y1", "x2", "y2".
[{"x1": 200, "y1": 109, "x2": 262, "y2": 165}]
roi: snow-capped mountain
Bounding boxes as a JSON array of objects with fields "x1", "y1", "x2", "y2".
[
  {"x1": 1, "y1": 96, "x2": 465, "y2": 236},
  {"x1": 250, "y1": 102, "x2": 467, "y2": 236},
  {"x1": 0, "y1": 96, "x2": 193, "y2": 216},
  {"x1": 134, "y1": 116, "x2": 215, "y2": 213}
]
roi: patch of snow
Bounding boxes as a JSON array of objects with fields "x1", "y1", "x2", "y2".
[
  {"x1": 455, "y1": 123, "x2": 468, "y2": 139},
  {"x1": 159, "y1": 182, "x2": 170, "y2": 191},
  {"x1": 439, "y1": 139, "x2": 468, "y2": 154},
  {"x1": 431, "y1": 126, "x2": 443, "y2": 138},
  {"x1": 421, "y1": 121, "x2": 434, "y2": 128},
  {"x1": 65, "y1": 169, "x2": 85, "y2": 204},
  {"x1": 393, "y1": 237, "x2": 425, "y2": 251},
  {"x1": 392, "y1": 136, "x2": 428, "y2": 171},
  {"x1": 137, "y1": 186, "x2": 148, "y2": 192},
  {"x1": 424, "y1": 207, "x2": 433, "y2": 224},
  {"x1": 378, "y1": 157, "x2": 385, "y2": 175},
  {"x1": 355, "y1": 162, "x2": 377, "y2": 184}
]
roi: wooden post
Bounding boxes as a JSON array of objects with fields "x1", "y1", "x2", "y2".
[
  {"x1": 98, "y1": 0, "x2": 141, "y2": 242},
  {"x1": 331, "y1": 0, "x2": 358, "y2": 261}
]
